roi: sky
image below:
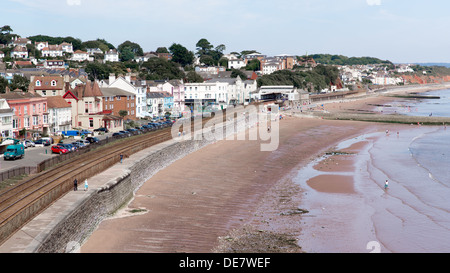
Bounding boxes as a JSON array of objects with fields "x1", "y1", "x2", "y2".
[{"x1": 2, "y1": 0, "x2": 450, "y2": 63}]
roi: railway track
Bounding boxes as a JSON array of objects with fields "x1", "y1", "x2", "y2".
[{"x1": 0, "y1": 114, "x2": 221, "y2": 245}]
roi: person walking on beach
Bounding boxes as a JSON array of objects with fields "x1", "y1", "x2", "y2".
[
  {"x1": 74, "y1": 178, "x2": 78, "y2": 191},
  {"x1": 84, "y1": 179, "x2": 88, "y2": 191},
  {"x1": 384, "y1": 180, "x2": 389, "y2": 190}
]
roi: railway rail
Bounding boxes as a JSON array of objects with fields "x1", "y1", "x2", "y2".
[{"x1": 0, "y1": 114, "x2": 222, "y2": 245}]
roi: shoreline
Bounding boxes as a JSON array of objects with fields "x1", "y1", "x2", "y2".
[{"x1": 81, "y1": 84, "x2": 450, "y2": 253}]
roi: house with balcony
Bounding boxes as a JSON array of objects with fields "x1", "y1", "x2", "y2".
[{"x1": 146, "y1": 92, "x2": 165, "y2": 119}]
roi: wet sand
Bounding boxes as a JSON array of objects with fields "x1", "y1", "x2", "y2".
[{"x1": 80, "y1": 116, "x2": 380, "y2": 253}]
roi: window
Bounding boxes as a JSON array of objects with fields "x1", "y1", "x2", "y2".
[
  {"x1": 42, "y1": 90, "x2": 46, "y2": 96},
  {"x1": 36, "y1": 80, "x2": 41, "y2": 86},
  {"x1": 33, "y1": 116, "x2": 38, "y2": 126},
  {"x1": 24, "y1": 117, "x2": 29, "y2": 127},
  {"x1": 24, "y1": 106, "x2": 27, "y2": 115}
]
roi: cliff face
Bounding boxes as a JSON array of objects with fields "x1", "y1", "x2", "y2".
[{"x1": 401, "y1": 74, "x2": 450, "y2": 84}]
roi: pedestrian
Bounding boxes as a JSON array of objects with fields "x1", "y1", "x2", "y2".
[
  {"x1": 74, "y1": 178, "x2": 78, "y2": 191},
  {"x1": 384, "y1": 180, "x2": 389, "y2": 190},
  {"x1": 84, "y1": 179, "x2": 88, "y2": 191},
  {"x1": 120, "y1": 154, "x2": 123, "y2": 163}
]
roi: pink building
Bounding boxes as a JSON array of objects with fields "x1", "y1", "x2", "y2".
[{"x1": 0, "y1": 88, "x2": 49, "y2": 139}]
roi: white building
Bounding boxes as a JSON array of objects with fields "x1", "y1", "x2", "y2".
[
  {"x1": 10, "y1": 46, "x2": 28, "y2": 58},
  {"x1": 41, "y1": 45, "x2": 63, "y2": 57},
  {"x1": 228, "y1": 59, "x2": 245, "y2": 70},
  {"x1": 104, "y1": 49, "x2": 119, "y2": 62},
  {"x1": 184, "y1": 76, "x2": 257, "y2": 108},
  {"x1": 71, "y1": 50, "x2": 91, "y2": 62},
  {"x1": 60, "y1": 42, "x2": 73, "y2": 53},
  {"x1": 0, "y1": 99, "x2": 14, "y2": 138},
  {"x1": 46, "y1": 96, "x2": 72, "y2": 135}
]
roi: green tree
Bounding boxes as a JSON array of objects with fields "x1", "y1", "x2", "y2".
[
  {"x1": 120, "y1": 47, "x2": 135, "y2": 62},
  {"x1": 230, "y1": 69, "x2": 247, "y2": 80},
  {"x1": 245, "y1": 59, "x2": 260, "y2": 71},
  {"x1": 168, "y1": 43, "x2": 194, "y2": 67},
  {"x1": 141, "y1": 57, "x2": 185, "y2": 80},
  {"x1": 196, "y1": 38, "x2": 213, "y2": 56},
  {"x1": 118, "y1": 40, "x2": 144, "y2": 56},
  {"x1": 85, "y1": 62, "x2": 113, "y2": 81},
  {"x1": 0, "y1": 77, "x2": 8, "y2": 93},
  {"x1": 119, "y1": 110, "x2": 128, "y2": 118},
  {"x1": 156, "y1": 47, "x2": 169, "y2": 53},
  {"x1": 184, "y1": 71, "x2": 204, "y2": 83},
  {"x1": 9, "y1": 75, "x2": 30, "y2": 92},
  {"x1": 1, "y1": 25, "x2": 12, "y2": 35}
]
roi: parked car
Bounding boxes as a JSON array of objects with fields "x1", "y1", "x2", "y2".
[
  {"x1": 34, "y1": 139, "x2": 51, "y2": 147},
  {"x1": 76, "y1": 139, "x2": 90, "y2": 146},
  {"x1": 94, "y1": 127, "x2": 109, "y2": 133},
  {"x1": 60, "y1": 143, "x2": 76, "y2": 152},
  {"x1": 51, "y1": 145, "x2": 69, "y2": 154},
  {"x1": 86, "y1": 137, "x2": 99, "y2": 143},
  {"x1": 80, "y1": 130, "x2": 93, "y2": 136},
  {"x1": 112, "y1": 132, "x2": 124, "y2": 138},
  {"x1": 22, "y1": 140, "x2": 35, "y2": 148},
  {"x1": 120, "y1": 130, "x2": 132, "y2": 137},
  {"x1": 71, "y1": 142, "x2": 84, "y2": 149},
  {"x1": 126, "y1": 128, "x2": 140, "y2": 135}
]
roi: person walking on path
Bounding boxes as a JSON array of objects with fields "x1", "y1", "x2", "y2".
[
  {"x1": 84, "y1": 179, "x2": 88, "y2": 191},
  {"x1": 74, "y1": 178, "x2": 78, "y2": 191},
  {"x1": 120, "y1": 154, "x2": 123, "y2": 163},
  {"x1": 384, "y1": 180, "x2": 389, "y2": 190}
]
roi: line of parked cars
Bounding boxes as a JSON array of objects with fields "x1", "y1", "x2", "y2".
[{"x1": 112, "y1": 120, "x2": 174, "y2": 138}]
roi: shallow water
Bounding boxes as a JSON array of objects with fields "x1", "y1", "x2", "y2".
[{"x1": 295, "y1": 126, "x2": 450, "y2": 253}]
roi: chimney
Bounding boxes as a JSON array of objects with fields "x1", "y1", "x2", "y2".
[{"x1": 109, "y1": 73, "x2": 116, "y2": 84}]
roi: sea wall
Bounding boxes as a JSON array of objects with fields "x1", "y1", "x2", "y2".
[{"x1": 34, "y1": 112, "x2": 261, "y2": 253}]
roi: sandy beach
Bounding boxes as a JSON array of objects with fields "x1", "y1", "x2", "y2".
[{"x1": 80, "y1": 85, "x2": 449, "y2": 253}]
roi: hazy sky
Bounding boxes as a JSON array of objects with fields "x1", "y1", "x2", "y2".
[{"x1": 3, "y1": 0, "x2": 450, "y2": 63}]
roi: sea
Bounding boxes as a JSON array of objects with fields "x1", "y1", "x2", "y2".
[{"x1": 294, "y1": 88, "x2": 450, "y2": 253}]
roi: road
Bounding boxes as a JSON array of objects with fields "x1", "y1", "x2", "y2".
[{"x1": 0, "y1": 133, "x2": 112, "y2": 173}]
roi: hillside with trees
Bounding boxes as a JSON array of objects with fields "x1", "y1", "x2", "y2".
[
  {"x1": 257, "y1": 64, "x2": 340, "y2": 92},
  {"x1": 302, "y1": 54, "x2": 393, "y2": 66}
]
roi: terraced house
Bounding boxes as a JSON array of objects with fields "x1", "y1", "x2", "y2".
[{"x1": 0, "y1": 87, "x2": 49, "y2": 139}]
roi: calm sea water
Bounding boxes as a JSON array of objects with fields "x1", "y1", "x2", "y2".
[{"x1": 295, "y1": 89, "x2": 450, "y2": 253}]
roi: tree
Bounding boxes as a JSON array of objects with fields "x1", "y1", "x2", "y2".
[
  {"x1": 230, "y1": 69, "x2": 247, "y2": 80},
  {"x1": 245, "y1": 59, "x2": 260, "y2": 71},
  {"x1": 141, "y1": 57, "x2": 185, "y2": 80},
  {"x1": 85, "y1": 62, "x2": 113, "y2": 81},
  {"x1": 10, "y1": 75, "x2": 30, "y2": 92},
  {"x1": 156, "y1": 47, "x2": 169, "y2": 53},
  {"x1": 196, "y1": 38, "x2": 213, "y2": 56},
  {"x1": 0, "y1": 77, "x2": 8, "y2": 93},
  {"x1": 1, "y1": 25, "x2": 13, "y2": 35},
  {"x1": 199, "y1": 55, "x2": 215, "y2": 66},
  {"x1": 118, "y1": 110, "x2": 128, "y2": 118},
  {"x1": 169, "y1": 43, "x2": 194, "y2": 67},
  {"x1": 120, "y1": 47, "x2": 135, "y2": 62},
  {"x1": 184, "y1": 71, "x2": 204, "y2": 83},
  {"x1": 118, "y1": 40, "x2": 144, "y2": 56}
]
